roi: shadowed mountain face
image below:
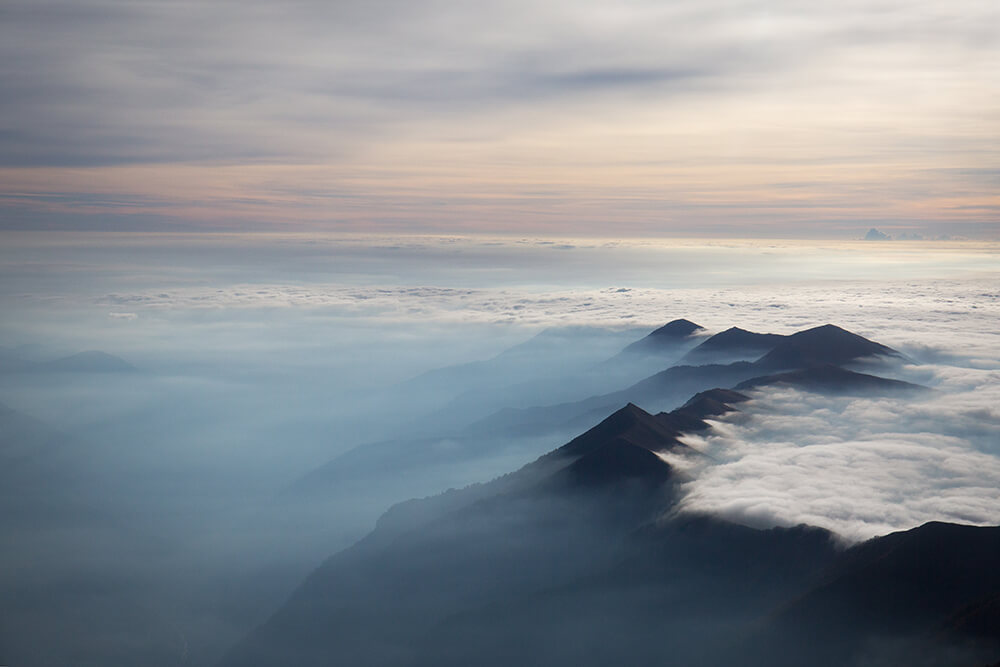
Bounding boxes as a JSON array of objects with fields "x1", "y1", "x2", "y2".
[
  {"x1": 223, "y1": 385, "x2": 999, "y2": 667},
  {"x1": 468, "y1": 323, "x2": 906, "y2": 438},
  {"x1": 466, "y1": 361, "x2": 759, "y2": 439},
  {"x1": 620, "y1": 318, "x2": 705, "y2": 355},
  {"x1": 223, "y1": 398, "x2": 748, "y2": 667},
  {"x1": 735, "y1": 363, "x2": 928, "y2": 395},
  {"x1": 680, "y1": 326, "x2": 787, "y2": 364},
  {"x1": 735, "y1": 522, "x2": 1000, "y2": 667},
  {"x1": 755, "y1": 323, "x2": 900, "y2": 371}
]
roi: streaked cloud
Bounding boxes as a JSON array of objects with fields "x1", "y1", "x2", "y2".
[{"x1": 1, "y1": 0, "x2": 997, "y2": 235}]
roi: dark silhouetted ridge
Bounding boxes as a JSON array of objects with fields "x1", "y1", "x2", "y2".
[
  {"x1": 648, "y1": 318, "x2": 704, "y2": 339},
  {"x1": 742, "y1": 521, "x2": 1000, "y2": 667},
  {"x1": 550, "y1": 402, "x2": 686, "y2": 460},
  {"x1": 681, "y1": 327, "x2": 786, "y2": 363},
  {"x1": 621, "y1": 319, "x2": 705, "y2": 355},
  {"x1": 676, "y1": 388, "x2": 749, "y2": 419},
  {"x1": 754, "y1": 324, "x2": 898, "y2": 371},
  {"x1": 561, "y1": 438, "x2": 673, "y2": 487},
  {"x1": 736, "y1": 364, "x2": 926, "y2": 395}
]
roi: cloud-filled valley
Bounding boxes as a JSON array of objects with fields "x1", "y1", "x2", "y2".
[
  {"x1": 1, "y1": 235, "x2": 999, "y2": 666},
  {"x1": 3, "y1": 0, "x2": 998, "y2": 660},
  {"x1": 676, "y1": 374, "x2": 1000, "y2": 541}
]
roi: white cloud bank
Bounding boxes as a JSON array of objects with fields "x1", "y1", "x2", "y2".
[{"x1": 676, "y1": 370, "x2": 1000, "y2": 542}]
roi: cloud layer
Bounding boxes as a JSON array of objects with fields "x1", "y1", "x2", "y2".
[
  {"x1": 676, "y1": 372, "x2": 1000, "y2": 542},
  {"x1": 1, "y1": 1, "x2": 998, "y2": 234},
  {"x1": 2, "y1": 235, "x2": 997, "y2": 375}
]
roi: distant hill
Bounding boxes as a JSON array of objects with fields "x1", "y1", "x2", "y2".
[
  {"x1": 864, "y1": 227, "x2": 891, "y2": 240},
  {"x1": 382, "y1": 325, "x2": 649, "y2": 432}
]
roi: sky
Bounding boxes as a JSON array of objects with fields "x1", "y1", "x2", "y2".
[
  {"x1": 1, "y1": 0, "x2": 998, "y2": 237},
  {"x1": 2, "y1": 7, "x2": 999, "y2": 662}
]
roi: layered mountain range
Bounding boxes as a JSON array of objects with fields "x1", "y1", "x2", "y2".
[
  {"x1": 295, "y1": 322, "x2": 917, "y2": 494},
  {"x1": 227, "y1": 322, "x2": 998, "y2": 667}
]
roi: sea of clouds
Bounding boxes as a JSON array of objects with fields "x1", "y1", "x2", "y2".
[
  {"x1": 3, "y1": 234, "x2": 999, "y2": 543},
  {"x1": 674, "y1": 366, "x2": 1000, "y2": 541}
]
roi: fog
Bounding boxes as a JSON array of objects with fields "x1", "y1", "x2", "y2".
[{"x1": 1, "y1": 233, "x2": 998, "y2": 666}]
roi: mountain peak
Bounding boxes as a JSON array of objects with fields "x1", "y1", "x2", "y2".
[
  {"x1": 620, "y1": 319, "x2": 705, "y2": 356},
  {"x1": 649, "y1": 319, "x2": 704, "y2": 339},
  {"x1": 681, "y1": 327, "x2": 786, "y2": 364},
  {"x1": 552, "y1": 402, "x2": 681, "y2": 460},
  {"x1": 755, "y1": 324, "x2": 898, "y2": 371}
]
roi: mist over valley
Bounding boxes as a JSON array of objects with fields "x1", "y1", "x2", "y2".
[{"x1": 1, "y1": 236, "x2": 998, "y2": 666}]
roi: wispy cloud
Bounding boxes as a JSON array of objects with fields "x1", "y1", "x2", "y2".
[{"x1": 1, "y1": 1, "x2": 997, "y2": 234}]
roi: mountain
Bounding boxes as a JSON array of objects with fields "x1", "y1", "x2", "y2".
[
  {"x1": 298, "y1": 323, "x2": 909, "y2": 500},
  {"x1": 619, "y1": 318, "x2": 705, "y2": 355},
  {"x1": 680, "y1": 326, "x2": 786, "y2": 364},
  {"x1": 865, "y1": 227, "x2": 892, "y2": 240},
  {"x1": 30, "y1": 350, "x2": 137, "y2": 373},
  {"x1": 397, "y1": 324, "x2": 645, "y2": 396},
  {"x1": 735, "y1": 364, "x2": 928, "y2": 395},
  {"x1": 227, "y1": 398, "x2": 747, "y2": 667},
  {"x1": 563, "y1": 318, "x2": 710, "y2": 407},
  {"x1": 293, "y1": 388, "x2": 743, "y2": 502},
  {"x1": 546, "y1": 402, "x2": 693, "y2": 460},
  {"x1": 379, "y1": 325, "x2": 650, "y2": 433},
  {"x1": 413, "y1": 515, "x2": 840, "y2": 667},
  {"x1": 467, "y1": 361, "x2": 759, "y2": 438},
  {"x1": 412, "y1": 519, "x2": 1000, "y2": 667},
  {"x1": 225, "y1": 382, "x2": 998, "y2": 667},
  {"x1": 468, "y1": 324, "x2": 905, "y2": 439},
  {"x1": 754, "y1": 324, "x2": 900, "y2": 371},
  {"x1": 737, "y1": 521, "x2": 1000, "y2": 667}
]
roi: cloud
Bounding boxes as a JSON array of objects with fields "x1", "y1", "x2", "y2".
[
  {"x1": 1, "y1": 1, "x2": 998, "y2": 234},
  {"x1": 84, "y1": 276, "x2": 999, "y2": 347},
  {"x1": 0, "y1": 234, "x2": 991, "y2": 368},
  {"x1": 675, "y1": 375, "x2": 1000, "y2": 541},
  {"x1": 87, "y1": 278, "x2": 1000, "y2": 370}
]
